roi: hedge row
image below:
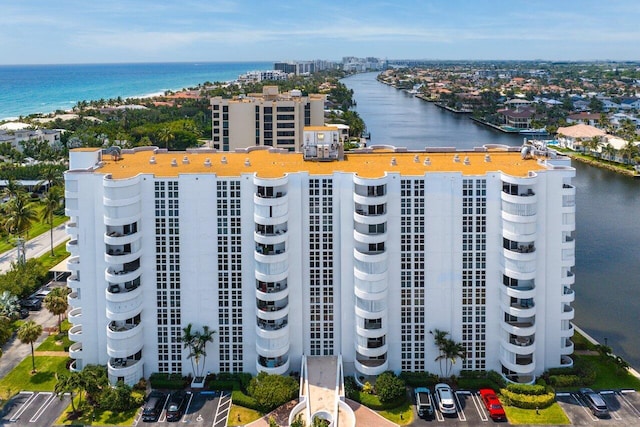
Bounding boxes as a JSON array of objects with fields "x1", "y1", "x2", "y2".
[
  {"x1": 231, "y1": 390, "x2": 262, "y2": 412},
  {"x1": 505, "y1": 383, "x2": 547, "y2": 395},
  {"x1": 349, "y1": 390, "x2": 405, "y2": 410},
  {"x1": 148, "y1": 373, "x2": 189, "y2": 389},
  {"x1": 398, "y1": 371, "x2": 439, "y2": 387},
  {"x1": 500, "y1": 388, "x2": 556, "y2": 409}
]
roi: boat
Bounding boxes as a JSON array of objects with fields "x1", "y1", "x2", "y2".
[{"x1": 519, "y1": 128, "x2": 549, "y2": 136}]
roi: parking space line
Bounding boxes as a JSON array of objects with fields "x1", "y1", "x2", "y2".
[
  {"x1": 213, "y1": 392, "x2": 232, "y2": 426},
  {"x1": 599, "y1": 390, "x2": 622, "y2": 420},
  {"x1": 9, "y1": 391, "x2": 36, "y2": 422},
  {"x1": 434, "y1": 408, "x2": 445, "y2": 422},
  {"x1": 469, "y1": 392, "x2": 489, "y2": 421},
  {"x1": 454, "y1": 391, "x2": 466, "y2": 421},
  {"x1": 181, "y1": 392, "x2": 195, "y2": 423},
  {"x1": 617, "y1": 391, "x2": 640, "y2": 418},
  {"x1": 29, "y1": 392, "x2": 56, "y2": 423},
  {"x1": 157, "y1": 393, "x2": 170, "y2": 423},
  {"x1": 571, "y1": 393, "x2": 599, "y2": 422}
]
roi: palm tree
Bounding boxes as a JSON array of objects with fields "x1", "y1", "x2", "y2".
[
  {"x1": 43, "y1": 288, "x2": 69, "y2": 331},
  {"x1": 430, "y1": 329, "x2": 449, "y2": 377},
  {"x1": 55, "y1": 372, "x2": 80, "y2": 414},
  {"x1": 181, "y1": 323, "x2": 216, "y2": 378},
  {"x1": 603, "y1": 143, "x2": 617, "y2": 161},
  {"x1": 1, "y1": 178, "x2": 25, "y2": 201},
  {"x1": 40, "y1": 186, "x2": 63, "y2": 256},
  {"x1": 36, "y1": 165, "x2": 64, "y2": 192},
  {"x1": 441, "y1": 339, "x2": 467, "y2": 377},
  {"x1": 17, "y1": 320, "x2": 43, "y2": 373},
  {"x1": 157, "y1": 127, "x2": 174, "y2": 150},
  {"x1": 0, "y1": 290, "x2": 20, "y2": 319},
  {"x1": 4, "y1": 193, "x2": 38, "y2": 239}
]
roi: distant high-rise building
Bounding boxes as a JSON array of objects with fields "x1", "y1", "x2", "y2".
[
  {"x1": 210, "y1": 86, "x2": 325, "y2": 151},
  {"x1": 65, "y1": 144, "x2": 575, "y2": 385}
]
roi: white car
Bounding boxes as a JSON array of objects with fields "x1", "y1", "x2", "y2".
[{"x1": 435, "y1": 383, "x2": 457, "y2": 415}]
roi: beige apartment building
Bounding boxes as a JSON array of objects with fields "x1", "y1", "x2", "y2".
[{"x1": 210, "y1": 86, "x2": 325, "y2": 151}]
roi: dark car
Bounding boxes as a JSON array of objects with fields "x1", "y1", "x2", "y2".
[
  {"x1": 166, "y1": 390, "x2": 189, "y2": 422},
  {"x1": 20, "y1": 298, "x2": 42, "y2": 311},
  {"x1": 19, "y1": 308, "x2": 30, "y2": 319},
  {"x1": 579, "y1": 388, "x2": 609, "y2": 418},
  {"x1": 142, "y1": 391, "x2": 167, "y2": 422}
]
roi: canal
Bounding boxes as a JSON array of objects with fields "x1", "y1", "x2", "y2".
[{"x1": 343, "y1": 72, "x2": 640, "y2": 369}]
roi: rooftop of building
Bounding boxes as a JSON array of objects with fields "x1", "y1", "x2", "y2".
[{"x1": 76, "y1": 145, "x2": 549, "y2": 180}]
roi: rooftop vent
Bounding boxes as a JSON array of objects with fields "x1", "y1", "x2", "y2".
[
  {"x1": 464, "y1": 156, "x2": 470, "y2": 165},
  {"x1": 221, "y1": 156, "x2": 227, "y2": 164},
  {"x1": 453, "y1": 154, "x2": 460, "y2": 162},
  {"x1": 149, "y1": 156, "x2": 156, "y2": 164},
  {"x1": 424, "y1": 157, "x2": 431, "y2": 166},
  {"x1": 171, "y1": 158, "x2": 177, "y2": 167},
  {"x1": 390, "y1": 157, "x2": 397, "y2": 166},
  {"x1": 182, "y1": 156, "x2": 189, "y2": 164},
  {"x1": 244, "y1": 158, "x2": 251, "y2": 166},
  {"x1": 485, "y1": 154, "x2": 491, "y2": 162},
  {"x1": 414, "y1": 155, "x2": 420, "y2": 163},
  {"x1": 204, "y1": 158, "x2": 211, "y2": 167}
]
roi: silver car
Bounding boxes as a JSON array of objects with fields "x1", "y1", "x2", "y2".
[{"x1": 435, "y1": 383, "x2": 457, "y2": 415}]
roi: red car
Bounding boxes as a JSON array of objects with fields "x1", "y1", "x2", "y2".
[{"x1": 479, "y1": 389, "x2": 506, "y2": 421}]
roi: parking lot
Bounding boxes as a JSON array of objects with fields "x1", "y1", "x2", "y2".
[
  {"x1": 0, "y1": 391, "x2": 71, "y2": 427},
  {"x1": 557, "y1": 390, "x2": 640, "y2": 426},
  {"x1": 132, "y1": 390, "x2": 231, "y2": 426},
  {"x1": 412, "y1": 390, "x2": 495, "y2": 425}
]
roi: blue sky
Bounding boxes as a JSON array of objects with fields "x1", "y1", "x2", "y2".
[{"x1": 1, "y1": 0, "x2": 639, "y2": 64}]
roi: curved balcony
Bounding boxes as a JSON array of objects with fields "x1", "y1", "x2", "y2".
[
  {"x1": 503, "y1": 285, "x2": 536, "y2": 300},
  {"x1": 353, "y1": 229, "x2": 387, "y2": 245},
  {"x1": 356, "y1": 322, "x2": 387, "y2": 338},
  {"x1": 255, "y1": 267, "x2": 288, "y2": 284},
  {"x1": 256, "y1": 321, "x2": 289, "y2": 340},
  {"x1": 68, "y1": 307, "x2": 82, "y2": 324},
  {"x1": 353, "y1": 192, "x2": 388, "y2": 206},
  {"x1": 256, "y1": 339, "x2": 290, "y2": 359},
  {"x1": 354, "y1": 355, "x2": 388, "y2": 376},
  {"x1": 561, "y1": 184, "x2": 576, "y2": 197},
  {"x1": 355, "y1": 342, "x2": 388, "y2": 358},
  {"x1": 560, "y1": 324, "x2": 574, "y2": 338},
  {"x1": 254, "y1": 192, "x2": 289, "y2": 207},
  {"x1": 254, "y1": 230, "x2": 287, "y2": 246},
  {"x1": 500, "y1": 354, "x2": 535, "y2": 374},
  {"x1": 561, "y1": 339, "x2": 574, "y2": 355},
  {"x1": 106, "y1": 299, "x2": 143, "y2": 321},
  {"x1": 67, "y1": 256, "x2": 80, "y2": 271},
  {"x1": 69, "y1": 342, "x2": 83, "y2": 358},
  {"x1": 256, "y1": 286, "x2": 288, "y2": 302},
  {"x1": 253, "y1": 211, "x2": 289, "y2": 226},
  {"x1": 561, "y1": 304, "x2": 574, "y2": 320},
  {"x1": 105, "y1": 250, "x2": 140, "y2": 266},
  {"x1": 254, "y1": 250, "x2": 287, "y2": 265},
  {"x1": 105, "y1": 267, "x2": 141, "y2": 284},
  {"x1": 66, "y1": 239, "x2": 79, "y2": 255},
  {"x1": 103, "y1": 194, "x2": 141, "y2": 208},
  {"x1": 561, "y1": 287, "x2": 575, "y2": 303},
  {"x1": 501, "y1": 172, "x2": 538, "y2": 185},
  {"x1": 104, "y1": 231, "x2": 141, "y2": 246},
  {"x1": 501, "y1": 191, "x2": 538, "y2": 206},
  {"x1": 353, "y1": 210, "x2": 388, "y2": 226},
  {"x1": 501, "y1": 319, "x2": 535, "y2": 336},
  {"x1": 257, "y1": 355, "x2": 290, "y2": 375},
  {"x1": 256, "y1": 304, "x2": 289, "y2": 321},
  {"x1": 354, "y1": 285, "x2": 387, "y2": 301},
  {"x1": 560, "y1": 356, "x2": 574, "y2": 368},
  {"x1": 501, "y1": 300, "x2": 536, "y2": 318},
  {"x1": 254, "y1": 176, "x2": 288, "y2": 189},
  {"x1": 353, "y1": 175, "x2": 388, "y2": 187},
  {"x1": 65, "y1": 221, "x2": 78, "y2": 237},
  {"x1": 502, "y1": 336, "x2": 535, "y2": 355},
  {"x1": 69, "y1": 360, "x2": 82, "y2": 373},
  {"x1": 67, "y1": 291, "x2": 80, "y2": 307},
  {"x1": 104, "y1": 213, "x2": 142, "y2": 227},
  {"x1": 353, "y1": 248, "x2": 388, "y2": 268},
  {"x1": 64, "y1": 189, "x2": 78, "y2": 199},
  {"x1": 107, "y1": 321, "x2": 142, "y2": 338},
  {"x1": 107, "y1": 358, "x2": 143, "y2": 379},
  {"x1": 67, "y1": 274, "x2": 80, "y2": 288},
  {"x1": 561, "y1": 271, "x2": 575, "y2": 286},
  {"x1": 355, "y1": 305, "x2": 387, "y2": 321},
  {"x1": 503, "y1": 258, "x2": 536, "y2": 276},
  {"x1": 68, "y1": 324, "x2": 82, "y2": 341},
  {"x1": 103, "y1": 175, "x2": 141, "y2": 188},
  {"x1": 106, "y1": 280, "x2": 142, "y2": 302},
  {"x1": 503, "y1": 247, "x2": 536, "y2": 263}
]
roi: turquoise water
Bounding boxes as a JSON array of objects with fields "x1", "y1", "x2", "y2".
[{"x1": 0, "y1": 61, "x2": 272, "y2": 120}]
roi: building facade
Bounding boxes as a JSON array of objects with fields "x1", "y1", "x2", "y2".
[
  {"x1": 65, "y1": 143, "x2": 575, "y2": 385},
  {"x1": 210, "y1": 86, "x2": 325, "y2": 152}
]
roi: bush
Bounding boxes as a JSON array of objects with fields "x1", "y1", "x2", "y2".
[
  {"x1": 247, "y1": 372, "x2": 299, "y2": 412},
  {"x1": 374, "y1": 371, "x2": 405, "y2": 403},
  {"x1": 500, "y1": 388, "x2": 556, "y2": 409},
  {"x1": 148, "y1": 373, "x2": 188, "y2": 389},
  {"x1": 487, "y1": 370, "x2": 507, "y2": 389},
  {"x1": 506, "y1": 383, "x2": 547, "y2": 395},
  {"x1": 231, "y1": 389, "x2": 262, "y2": 412},
  {"x1": 133, "y1": 377, "x2": 147, "y2": 391},
  {"x1": 399, "y1": 371, "x2": 439, "y2": 387}
]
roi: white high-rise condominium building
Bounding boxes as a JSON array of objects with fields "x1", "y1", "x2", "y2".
[
  {"x1": 65, "y1": 141, "x2": 575, "y2": 385},
  {"x1": 210, "y1": 86, "x2": 325, "y2": 152}
]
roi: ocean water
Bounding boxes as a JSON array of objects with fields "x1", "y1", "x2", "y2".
[{"x1": 0, "y1": 61, "x2": 272, "y2": 120}]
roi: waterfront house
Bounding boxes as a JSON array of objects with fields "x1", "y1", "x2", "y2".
[{"x1": 556, "y1": 124, "x2": 606, "y2": 151}]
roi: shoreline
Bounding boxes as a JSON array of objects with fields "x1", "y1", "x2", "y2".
[{"x1": 573, "y1": 324, "x2": 640, "y2": 379}]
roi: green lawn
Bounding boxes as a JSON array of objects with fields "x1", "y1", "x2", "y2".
[
  {"x1": 0, "y1": 214, "x2": 67, "y2": 254},
  {"x1": 56, "y1": 397, "x2": 140, "y2": 426},
  {"x1": 0, "y1": 356, "x2": 69, "y2": 396},
  {"x1": 378, "y1": 400, "x2": 414, "y2": 425},
  {"x1": 37, "y1": 319, "x2": 71, "y2": 351},
  {"x1": 503, "y1": 403, "x2": 570, "y2": 425},
  {"x1": 228, "y1": 404, "x2": 262, "y2": 426},
  {"x1": 36, "y1": 240, "x2": 70, "y2": 271},
  {"x1": 582, "y1": 355, "x2": 640, "y2": 390}
]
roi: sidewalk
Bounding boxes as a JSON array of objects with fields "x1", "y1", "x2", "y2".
[{"x1": 0, "y1": 221, "x2": 68, "y2": 379}]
